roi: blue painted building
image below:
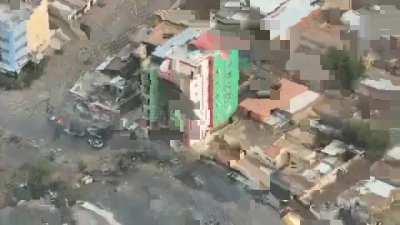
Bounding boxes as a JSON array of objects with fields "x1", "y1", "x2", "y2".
[{"x1": 0, "y1": 4, "x2": 30, "y2": 74}]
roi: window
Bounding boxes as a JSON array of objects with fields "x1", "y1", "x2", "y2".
[
  {"x1": 15, "y1": 42, "x2": 27, "y2": 53},
  {"x1": 0, "y1": 36, "x2": 7, "y2": 43},
  {"x1": 0, "y1": 47, "x2": 9, "y2": 54},
  {"x1": 1, "y1": 58, "x2": 10, "y2": 64},
  {"x1": 17, "y1": 55, "x2": 27, "y2": 63},
  {"x1": 14, "y1": 31, "x2": 26, "y2": 42}
]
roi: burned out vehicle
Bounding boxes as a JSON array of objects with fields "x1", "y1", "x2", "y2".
[
  {"x1": 48, "y1": 45, "x2": 143, "y2": 149},
  {"x1": 48, "y1": 107, "x2": 113, "y2": 149}
]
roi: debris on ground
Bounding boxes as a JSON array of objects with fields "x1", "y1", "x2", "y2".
[{"x1": 80, "y1": 175, "x2": 94, "y2": 185}]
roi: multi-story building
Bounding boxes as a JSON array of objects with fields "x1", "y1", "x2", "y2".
[
  {"x1": 48, "y1": 0, "x2": 97, "y2": 21},
  {"x1": 0, "y1": 2, "x2": 30, "y2": 73},
  {"x1": 0, "y1": 0, "x2": 50, "y2": 74},
  {"x1": 142, "y1": 28, "x2": 241, "y2": 146},
  {"x1": 26, "y1": 0, "x2": 51, "y2": 58}
]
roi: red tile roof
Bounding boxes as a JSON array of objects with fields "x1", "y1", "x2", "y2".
[
  {"x1": 295, "y1": 9, "x2": 323, "y2": 30},
  {"x1": 193, "y1": 31, "x2": 220, "y2": 50},
  {"x1": 264, "y1": 145, "x2": 282, "y2": 159},
  {"x1": 192, "y1": 31, "x2": 250, "y2": 58},
  {"x1": 240, "y1": 78, "x2": 309, "y2": 123},
  {"x1": 292, "y1": 9, "x2": 345, "y2": 49}
]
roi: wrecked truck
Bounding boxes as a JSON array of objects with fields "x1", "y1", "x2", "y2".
[{"x1": 48, "y1": 111, "x2": 112, "y2": 149}]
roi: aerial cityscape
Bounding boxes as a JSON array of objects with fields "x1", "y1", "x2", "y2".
[{"x1": 0, "y1": 0, "x2": 399, "y2": 224}]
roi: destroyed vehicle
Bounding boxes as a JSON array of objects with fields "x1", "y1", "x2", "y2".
[
  {"x1": 87, "y1": 126, "x2": 110, "y2": 149},
  {"x1": 70, "y1": 72, "x2": 142, "y2": 114},
  {"x1": 80, "y1": 175, "x2": 94, "y2": 185},
  {"x1": 74, "y1": 102, "x2": 91, "y2": 119},
  {"x1": 48, "y1": 113, "x2": 112, "y2": 149}
]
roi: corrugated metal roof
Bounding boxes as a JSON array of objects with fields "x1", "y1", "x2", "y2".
[
  {"x1": 360, "y1": 178, "x2": 395, "y2": 198},
  {"x1": 386, "y1": 145, "x2": 400, "y2": 160},
  {"x1": 152, "y1": 27, "x2": 205, "y2": 59},
  {"x1": 314, "y1": 162, "x2": 333, "y2": 175},
  {"x1": 240, "y1": 79, "x2": 310, "y2": 123},
  {"x1": 361, "y1": 78, "x2": 400, "y2": 91},
  {"x1": 321, "y1": 140, "x2": 346, "y2": 156}
]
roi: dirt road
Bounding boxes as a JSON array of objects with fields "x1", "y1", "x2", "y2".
[
  {"x1": 0, "y1": 1, "x2": 284, "y2": 225},
  {"x1": 0, "y1": 0, "x2": 172, "y2": 140}
]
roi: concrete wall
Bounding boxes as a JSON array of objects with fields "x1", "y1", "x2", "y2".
[
  {"x1": 27, "y1": 0, "x2": 51, "y2": 55},
  {"x1": 187, "y1": 58, "x2": 212, "y2": 146},
  {"x1": 0, "y1": 20, "x2": 29, "y2": 73},
  {"x1": 249, "y1": 146, "x2": 289, "y2": 169},
  {"x1": 323, "y1": 0, "x2": 352, "y2": 10},
  {"x1": 289, "y1": 91, "x2": 320, "y2": 114},
  {"x1": 229, "y1": 159, "x2": 271, "y2": 190}
]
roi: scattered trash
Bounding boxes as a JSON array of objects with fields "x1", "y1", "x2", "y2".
[
  {"x1": 7, "y1": 135, "x2": 22, "y2": 144},
  {"x1": 203, "y1": 219, "x2": 221, "y2": 225},
  {"x1": 80, "y1": 175, "x2": 94, "y2": 185},
  {"x1": 73, "y1": 183, "x2": 81, "y2": 189},
  {"x1": 170, "y1": 158, "x2": 180, "y2": 165},
  {"x1": 194, "y1": 175, "x2": 205, "y2": 187},
  {"x1": 78, "y1": 47, "x2": 91, "y2": 65},
  {"x1": 48, "y1": 190, "x2": 58, "y2": 202}
]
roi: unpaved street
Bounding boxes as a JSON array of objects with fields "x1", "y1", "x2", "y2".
[{"x1": 0, "y1": 1, "x2": 283, "y2": 224}]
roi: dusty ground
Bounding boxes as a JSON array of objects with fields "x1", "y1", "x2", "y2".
[
  {"x1": 78, "y1": 159, "x2": 283, "y2": 225},
  {"x1": 0, "y1": 0, "x2": 284, "y2": 224},
  {"x1": 0, "y1": 0, "x2": 172, "y2": 140}
]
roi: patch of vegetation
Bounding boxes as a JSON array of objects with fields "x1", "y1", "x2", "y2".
[
  {"x1": 315, "y1": 130, "x2": 333, "y2": 148},
  {"x1": 298, "y1": 119, "x2": 311, "y2": 131},
  {"x1": 5, "y1": 159, "x2": 82, "y2": 210},
  {"x1": 49, "y1": 181, "x2": 80, "y2": 208},
  {"x1": 342, "y1": 119, "x2": 390, "y2": 160},
  {"x1": 4, "y1": 160, "x2": 52, "y2": 201},
  {"x1": 149, "y1": 14, "x2": 161, "y2": 27},
  {"x1": 321, "y1": 47, "x2": 365, "y2": 92},
  {"x1": 26, "y1": 160, "x2": 52, "y2": 199},
  {"x1": 78, "y1": 160, "x2": 87, "y2": 172},
  {"x1": 314, "y1": 116, "x2": 389, "y2": 160},
  {"x1": 0, "y1": 59, "x2": 47, "y2": 90}
]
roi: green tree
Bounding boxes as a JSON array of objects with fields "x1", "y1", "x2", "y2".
[
  {"x1": 322, "y1": 47, "x2": 365, "y2": 91},
  {"x1": 342, "y1": 119, "x2": 389, "y2": 159},
  {"x1": 315, "y1": 130, "x2": 333, "y2": 148},
  {"x1": 78, "y1": 160, "x2": 87, "y2": 172},
  {"x1": 50, "y1": 181, "x2": 80, "y2": 208},
  {"x1": 27, "y1": 160, "x2": 52, "y2": 199}
]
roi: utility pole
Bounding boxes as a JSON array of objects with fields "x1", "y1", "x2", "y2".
[{"x1": 133, "y1": 0, "x2": 138, "y2": 16}]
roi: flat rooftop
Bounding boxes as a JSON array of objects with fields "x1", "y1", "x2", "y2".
[
  {"x1": 0, "y1": 0, "x2": 43, "y2": 29},
  {"x1": 152, "y1": 27, "x2": 206, "y2": 59},
  {"x1": 0, "y1": 4, "x2": 30, "y2": 28},
  {"x1": 167, "y1": 45, "x2": 211, "y2": 66}
]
